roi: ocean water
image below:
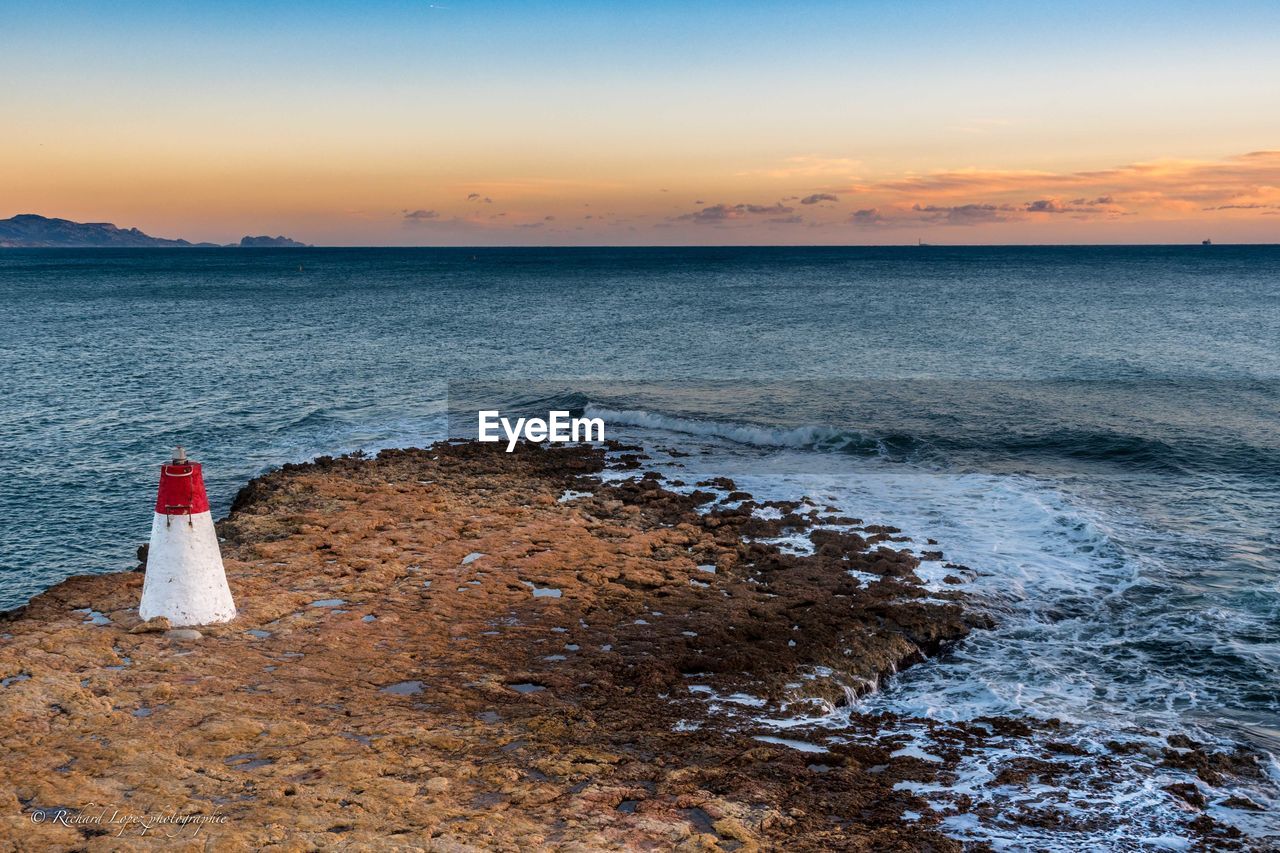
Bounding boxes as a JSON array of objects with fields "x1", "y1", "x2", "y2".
[{"x1": 2, "y1": 246, "x2": 1278, "y2": 845}]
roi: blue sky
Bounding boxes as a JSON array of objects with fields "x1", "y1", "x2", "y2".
[{"x1": 3, "y1": 1, "x2": 1278, "y2": 244}]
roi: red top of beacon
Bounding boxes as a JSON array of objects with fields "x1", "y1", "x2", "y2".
[{"x1": 154, "y1": 447, "x2": 211, "y2": 515}]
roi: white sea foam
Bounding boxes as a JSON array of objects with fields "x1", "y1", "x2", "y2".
[
  {"x1": 608, "y1": 422, "x2": 1141, "y2": 724},
  {"x1": 754, "y1": 735, "x2": 829, "y2": 753},
  {"x1": 597, "y1": 416, "x2": 1280, "y2": 849}
]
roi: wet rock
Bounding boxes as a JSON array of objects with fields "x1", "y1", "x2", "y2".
[
  {"x1": 1164, "y1": 782, "x2": 1207, "y2": 809},
  {"x1": 1161, "y1": 737, "x2": 1263, "y2": 786},
  {"x1": 696, "y1": 477, "x2": 737, "y2": 491},
  {"x1": 1220, "y1": 794, "x2": 1265, "y2": 811}
]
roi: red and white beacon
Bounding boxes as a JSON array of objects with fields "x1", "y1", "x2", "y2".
[{"x1": 138, "y1": 447, "x2": 237, "y2": 626}]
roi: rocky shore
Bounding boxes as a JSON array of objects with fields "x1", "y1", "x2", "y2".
[{"x1": 0, "y1": 442, "x2": 1269, "y2": 850}]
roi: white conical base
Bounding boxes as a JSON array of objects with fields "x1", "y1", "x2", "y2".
[{"x1": 139, "y1": 510, "x2": 236, "y2": 626}]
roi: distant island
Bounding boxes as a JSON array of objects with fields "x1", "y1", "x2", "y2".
[
  {"x1": 0, "y1": 214, "x2": 309, "y2": 248},
  {"x1": 237, "y1": 234, "x2": 309, "y2": 248}
]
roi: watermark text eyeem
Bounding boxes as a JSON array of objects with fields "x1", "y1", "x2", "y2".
[{"x1": 477, "y1": 410, "x2": 605, "y2": 452}]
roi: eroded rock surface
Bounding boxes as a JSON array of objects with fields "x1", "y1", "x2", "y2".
[{"x1": 0, "y1": 443, "x2": 1266, "y2": 850}]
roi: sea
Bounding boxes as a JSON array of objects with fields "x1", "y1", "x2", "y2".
[{"x1": 2, "y1": 246, "x2": 1278, "y2": 848}]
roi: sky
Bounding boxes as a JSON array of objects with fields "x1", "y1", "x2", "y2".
[{"x1": 2, "y1": 0, "x2": 1279, "y2": 246}]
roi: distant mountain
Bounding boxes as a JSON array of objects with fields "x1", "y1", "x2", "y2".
[
  {"x1": 0, "y1": 214, "x2": 308, "y2": 248},
  {"x1": 0, "y1": 214, "x2": 210, "y2": 248},
  {"x1": 239, "y1": 235, "x2": 309, "y2": 248}
]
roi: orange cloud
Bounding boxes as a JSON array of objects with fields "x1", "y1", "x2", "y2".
[
  {"x1": 838, "y1": 151, "x2": 1280, "y2": 228},
  {"x1": 737, "y1": 156, "x2": 864, "y2": 180}
]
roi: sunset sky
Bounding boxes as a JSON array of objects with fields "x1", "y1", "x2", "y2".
[{"x1": 3, "y1": 0, "x2": 1279, "y2": 245}]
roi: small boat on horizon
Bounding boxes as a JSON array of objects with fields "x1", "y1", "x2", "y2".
[{"x1": 1202, "y1": 238, "x2": 1212, "y2": 246}]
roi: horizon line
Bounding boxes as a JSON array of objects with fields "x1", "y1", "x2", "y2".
[{"x1": 4, "y1": 242, "x2": 1277, "y2": 250}]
